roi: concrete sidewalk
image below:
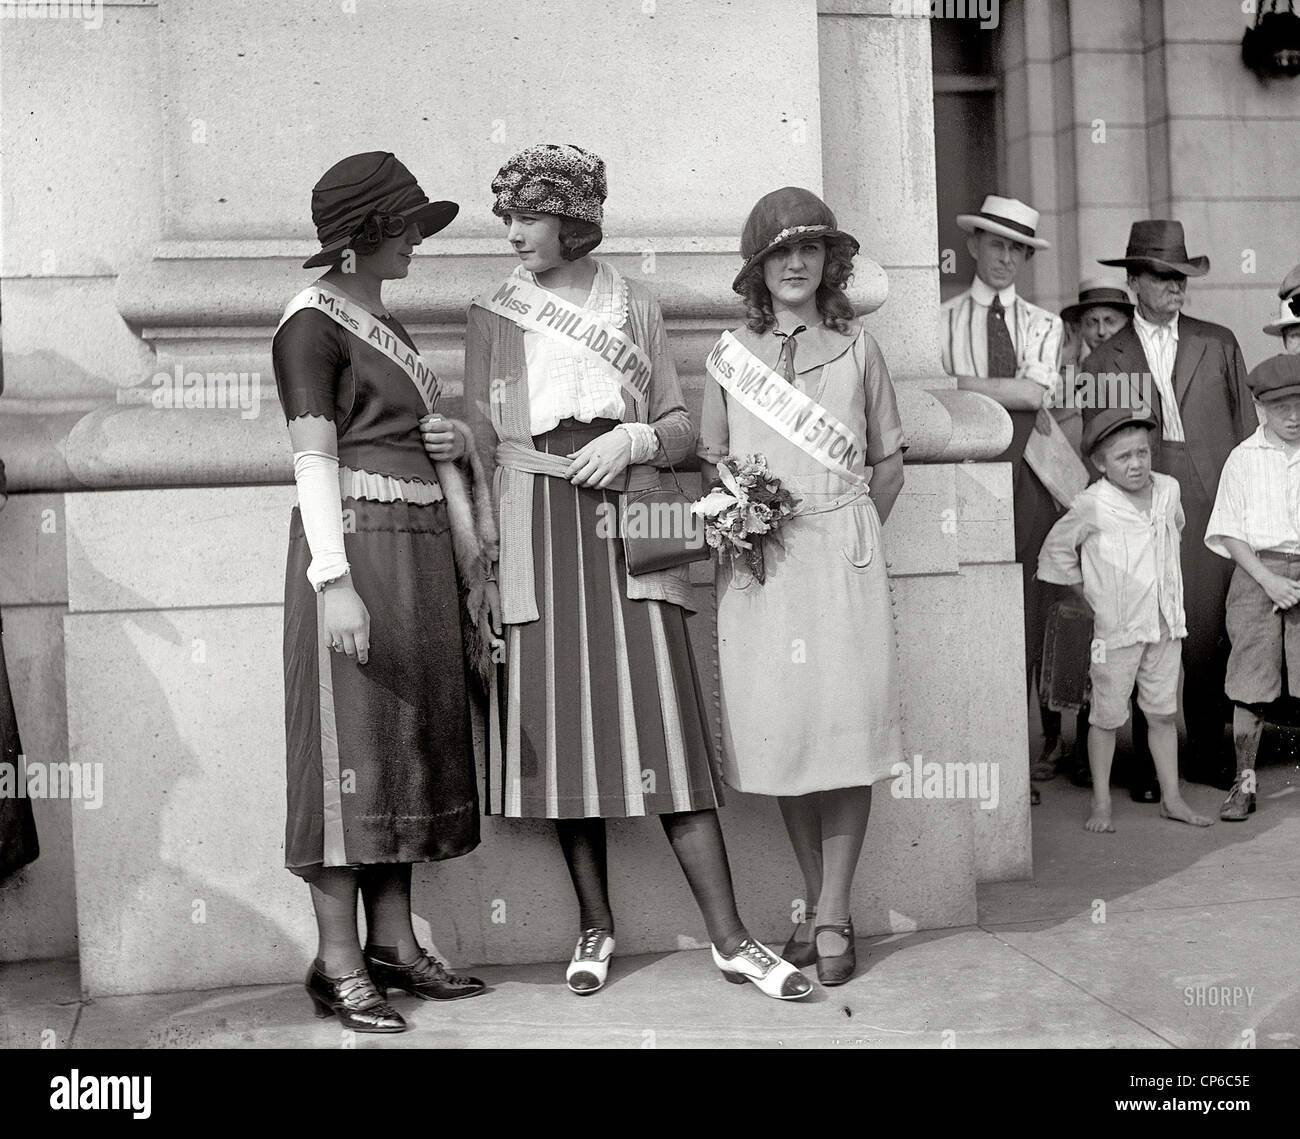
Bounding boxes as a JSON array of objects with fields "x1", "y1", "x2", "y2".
[{"x1": 2, "y1": 767, "x2": 1298, "y2": 1048}]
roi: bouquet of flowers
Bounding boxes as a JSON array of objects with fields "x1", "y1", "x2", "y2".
[{"x1": 691, "y1": 454, "x2": 800, "y2": 584}]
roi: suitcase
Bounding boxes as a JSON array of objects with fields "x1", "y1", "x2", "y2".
[{"x1": 1040, "y1": 598, "x2": 1094, "y2": 713}]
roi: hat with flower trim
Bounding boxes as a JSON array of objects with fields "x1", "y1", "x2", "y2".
[{"x1": 733, "y1": 187, "x2": 859, "y2": 294}]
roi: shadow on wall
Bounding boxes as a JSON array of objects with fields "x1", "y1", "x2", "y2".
[{"x1": 60, "y1": 519, "x2": 309, "y2": 999}]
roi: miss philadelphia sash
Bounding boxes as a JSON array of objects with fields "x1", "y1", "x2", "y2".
[
  {"x1": 705, "y1": 331, "x2": 869, "y2": 487},
  {"x1": 279, "y1": 284, "x2": 441, "y2": 413},
  {"x1": 472, "y1": 275, "x2": 651, "y2": 405}
]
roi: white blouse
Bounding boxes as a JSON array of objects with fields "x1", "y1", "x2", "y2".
[{"x1": 518, "y1": 260, "x2": 658, "y2": 462}]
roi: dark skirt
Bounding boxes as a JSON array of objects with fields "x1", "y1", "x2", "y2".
[
  {"x1": 0, "y1": 612, "x2": 38, "y2": 882},
  {"x1": 488, "y1": 419, "x2": 723, "y2": 819},
  {"x1": 283, "y1": 498, "x2": 479, "y2": 876}
]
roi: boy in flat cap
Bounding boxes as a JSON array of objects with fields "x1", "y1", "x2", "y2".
[
  {"x1": 1204, "y1": 354, "x2": 1300, "y2": 820},
  {"x1": 1038, "y1": 408, "x2": 1214, "y2": 831}
]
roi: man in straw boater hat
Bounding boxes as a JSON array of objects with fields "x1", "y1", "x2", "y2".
[
  {"x1": 940, "y1": 194, "x2": 1086, "y2": 804},
  {"x1": 1083, "y1": 220, "x2": 1255, "y2": 799},
  {"x1": 1263, "y1": 262, "x2": 1300, "y2": 355}
]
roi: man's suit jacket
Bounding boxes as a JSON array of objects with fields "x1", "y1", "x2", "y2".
[{"x1": 1080, "y1": 315, "x2": 1254, "y2": 503}]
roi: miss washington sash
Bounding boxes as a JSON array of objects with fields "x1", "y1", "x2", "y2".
[
  {"x1": 472, "y1": 275, "x2": 651, "y2": 405},
  {"x1": 279, "y1": 284, "x2": 441, "y2": 413},
  {"x1": 705, "y1": 332, "x2": 869, "y2": 487}
]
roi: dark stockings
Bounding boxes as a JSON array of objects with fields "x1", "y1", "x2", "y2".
[
  {"x1": 555, "y1": 818, "x2": 614, "y2": 932},
  {"x1": 307, "y1": 863, "x2": 420, "y2": 977},
  {"x1": 553, "y1": 810, "x2": 748, "y2": 955}
]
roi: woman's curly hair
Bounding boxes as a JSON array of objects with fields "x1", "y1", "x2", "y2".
[{"x1": 739, "y1": 234, "x2": 858, "y2": 334}]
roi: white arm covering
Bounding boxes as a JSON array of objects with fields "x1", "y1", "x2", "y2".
[
  {"x1": 616, "y1": 421, "x2": 661, "y2": 465},
  {"x1": 293, "y1": 450, "x2": 350, "y2": 589}
]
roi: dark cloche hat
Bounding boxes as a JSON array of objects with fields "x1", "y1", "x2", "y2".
[
  {"x1": 733, "y1": 187, "x2": 859, "y2": 294},
  {"x1": 1098, "y1": 219, "x2": 1209, "y2": 277},
  {"x1": 1082, "y1": 406, "x2": 1158, "y2": 456},
  {"x1": 1249, "y1": 354, "x2": 1300, "y2": 403},
  {"x1": 303, "y1": 152, "x2": 458, "y2": 269}
]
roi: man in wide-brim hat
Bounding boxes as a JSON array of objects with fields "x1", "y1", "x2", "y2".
[
  {"x1": 1083, "y1": 219, "x2": 1255, "y2": 796},
  {"x1": 939, "y1": 194, "x2": 1066, "y2": 799}
]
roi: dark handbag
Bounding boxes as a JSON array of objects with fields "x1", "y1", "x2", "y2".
[
  {"x1": 621, "y1": 462, "x2": 712, "y2": 576},
  {"x1": 1040, "y1": 598, "x2": 1094, "y2": 712}
]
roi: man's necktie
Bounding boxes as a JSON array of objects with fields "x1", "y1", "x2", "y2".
[
  {"x1": 775, "y1": 324, "x2": 807, "y2": 385},
  {"x1": 987, "y1": 295, "x2": 1017, "y2": 378}
]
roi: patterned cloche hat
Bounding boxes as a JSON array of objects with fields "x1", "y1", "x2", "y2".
[
  {"x1": 491, "y1": 143, "x2": 607, "y2": 225},
  {"x1": 732, "y1": 187, "x2": 859, "y2": 294}
]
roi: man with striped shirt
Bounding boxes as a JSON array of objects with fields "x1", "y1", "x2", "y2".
[{"x1": 939, "y1": 195, "x2": 1064, "y2": 801}]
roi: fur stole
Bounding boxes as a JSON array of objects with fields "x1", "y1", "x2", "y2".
[{"x1": 434, "y1": 419, "x2": 499, "y2": 689}]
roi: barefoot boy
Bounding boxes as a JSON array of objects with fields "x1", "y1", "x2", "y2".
[
  {"x1": 1038, "y1": 407, "x2": 1214, "y2": 831},
  {"x1": 1204, "y1": 354, "x2": 1300, "y2": 822}
]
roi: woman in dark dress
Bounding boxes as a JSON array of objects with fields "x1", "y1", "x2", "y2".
[
  {"x1": 272, "y1": 153, "x2": 497, "y2": 1033},
  {"x1": 0, "y1": 457, "x2": 40, "y2": 883}
]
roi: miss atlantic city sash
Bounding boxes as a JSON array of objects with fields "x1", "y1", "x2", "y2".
[{"x1": 278, "y1": 283, "x2": 442, "y2": 414}]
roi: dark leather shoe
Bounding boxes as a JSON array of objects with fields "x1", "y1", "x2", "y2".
[
  {"x1": 305, "y1": 964, "x2": 406, "y2": 1033},
  {"x1": 815, "y1": 921, "x2": 856, "y2": 986},
  {"x1": 365, "y1": 947, "x2": 487, "y2": 1002},
  {"x1": 1183, "y1": 752, "x2": 1237, "y2": 791},
  {"x1": 1129, "y1": 782, "x2": 1161, "y2": 804},
  {"x1": 782, "y1": 912, "x2": 817, "y2": 969},
  {"x1": 1031, "y1": 736, "x2": 1062, "y2": 782},
  {"x1": 1220, "y1": 779, "x2": 1257, "y2": 821}
]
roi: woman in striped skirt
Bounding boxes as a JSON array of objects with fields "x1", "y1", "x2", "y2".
[
  {"x1": 273, "y1": 153, "x2": 497, "y2": 1032},
  {"x1": 464, "y1": 143, "x2": 810, "y2": 1000}
]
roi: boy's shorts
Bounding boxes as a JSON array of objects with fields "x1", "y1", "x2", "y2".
[
  {"x1": 1088, "y1": 635, "x2": 1182, "y2": 730},
  {"x1": 1225, "y1": 555, "x2": 1300, "y2": 704}
]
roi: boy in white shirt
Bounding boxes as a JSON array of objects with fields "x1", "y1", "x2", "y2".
[
  {"x1": 1038, "y1": 408, "x2": 1214, "y2": 831},
  {"x1": 1204, "y1": 354, "x2": 1300, "y2": 821}
]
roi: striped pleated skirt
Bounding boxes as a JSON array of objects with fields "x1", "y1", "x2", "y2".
[
  {"x1": 489, "y1": 419, "x2": 723, "y2": 819},
  {"x1": 282, "y1": 498, "x2": 479, "y2": 876}
]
